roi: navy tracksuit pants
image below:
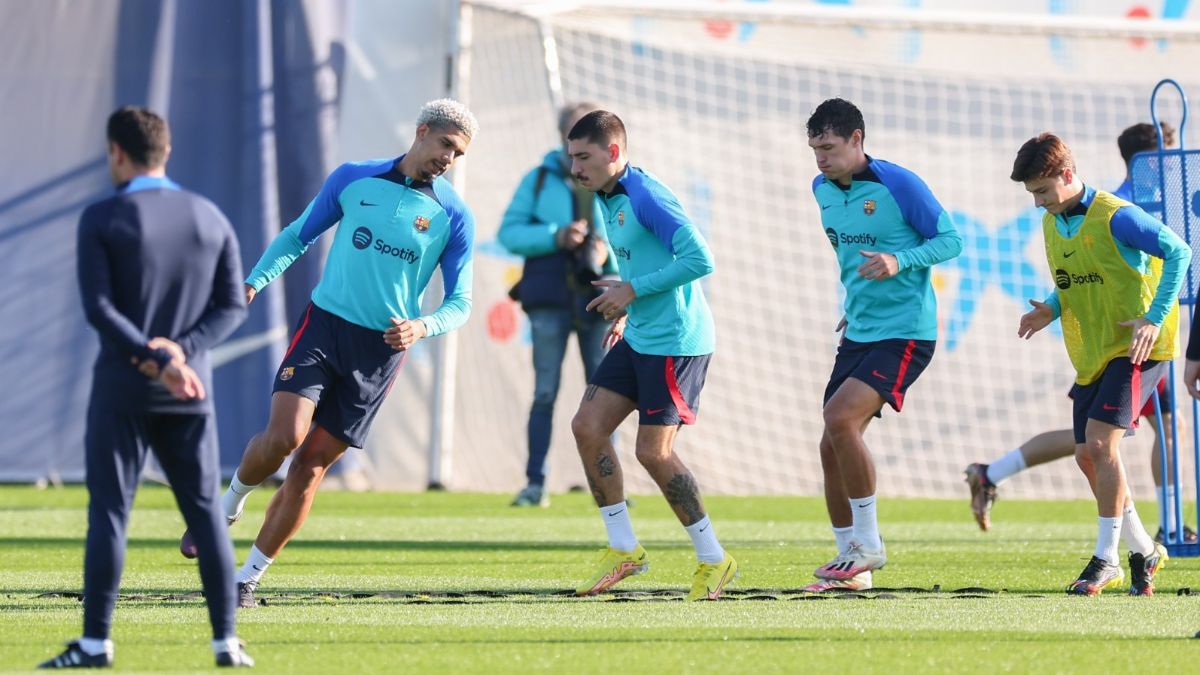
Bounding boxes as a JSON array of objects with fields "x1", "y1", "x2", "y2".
[{"x1": 82, "y1": 404, "x2": 236, "y2": 640}]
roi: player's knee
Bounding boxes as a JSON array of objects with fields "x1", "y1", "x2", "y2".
[
  {"x1": 822, "y1": 408, "x2": 858, "y2": 439},
  {"x1": 634, "y1": 444, "x2": 669, "y2": 469},
  {"x1": 1080, "y1": 438, "x2": 1115, "y2": 464},
  {"x1": 571, "y1": 411, "x2": 605, "y2": 446},
  {"x1": 1073, "y1": 448, "x2": 1091, "y2": 473},
  {"x1": 819, "y1": 435, "x2": 836, "y2": 462},
  {"x1": 286, "y1": 454, "x2": 328, "y2": 489},
  {"x1": 262, "y1": 424, "x2": 307, "y2": 457}
]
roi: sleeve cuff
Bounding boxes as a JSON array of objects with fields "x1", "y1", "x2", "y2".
[{"x1": 150, "y1": 347, "x2": 174, "y2": 370}]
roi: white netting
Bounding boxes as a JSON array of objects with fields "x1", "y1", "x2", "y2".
[{"x1": 443, "y1": 2, "x2": 1200, "y2": 499}]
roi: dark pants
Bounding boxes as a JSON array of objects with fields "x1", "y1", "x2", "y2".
[
  {"x1": 83, "y1": 405, "x2": 236, "y2": 640},
  {"x1": 526, "y1": 308, "x2": 608, "y2": 486}
]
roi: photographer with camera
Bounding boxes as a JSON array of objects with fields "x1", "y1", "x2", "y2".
[{"x1": 499, "y1": 102, "x2": 618, "y2": 507}]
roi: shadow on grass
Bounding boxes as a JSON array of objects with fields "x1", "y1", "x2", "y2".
[
  {"x1": 3, "y1": 537, "x2": 600, "y2": 553},
  {"x1": 8, "y1": 586, "x2": 1117, "y2": 606}
]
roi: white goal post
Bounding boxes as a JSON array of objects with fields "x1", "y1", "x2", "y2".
[{"x1": 424, "y1": 0, "x2": 1200, "y2": 500}]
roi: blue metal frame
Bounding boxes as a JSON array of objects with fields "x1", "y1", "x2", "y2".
[{"x1": 1141, "y1": 78, "x2": 1200, "y2": 557}]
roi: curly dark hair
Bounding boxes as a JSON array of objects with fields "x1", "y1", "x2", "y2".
[{"x1": 806, "y1": 98, "x2": 865, "y2": 142}]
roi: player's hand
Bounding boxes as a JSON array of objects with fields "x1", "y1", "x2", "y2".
[
  {"x1": 1119, "y1": 317, "x2": 1159, "y2": 365},
  {"x1": 603, "y1": 315, "x2": 627, "y2": 350},
  {"x1": 132, "y1": 337, "x2": 186, "y2": 378},
  {"x1": 244, "y1": 285, "x2": 257, "y2": 305},
  {"x1": 587, "y1": 279, "x2": 636, "y2": 320},
  {"x1": 1184, "y1": 359, "x2": 1200, "y2": 400},
  {"x1": 857, "y1": 251, "x2": 899, "y2": 281},
  {"x1": 556, "y1": 220, "x2": 588, "y2": 250},
  {"x1": 384, "y1": 317, "x2": 427, "y2": 351},
  {"x1": 160, "y1": 363, "x2": 206, "y2": 401},
  {"x1": 1017, "y1": 299, "x2": 1054, "y2": 339}
]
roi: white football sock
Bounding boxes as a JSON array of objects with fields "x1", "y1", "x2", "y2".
[
  {"x1": 849, "y1": 495, "x2": 882, "y2": 550},
  {"x1": 212, "y1": 637, "x2": 241, "y2": 656},
  {"x1": 1121, "y1": 503, "x2": 1155, "y2": 557},
  {"x1": 684, "y1": 515, "x2": 725, "y2": 563},
  {"x1": 235, "y1": 545, "x2": 274, "y2": 585},
  {"x1": 599, "y1": 502, "x2": 638, "y2": 551},
  {"x1": 832, "y1": 525, "x2": 854, "y2": 555},
  {"x1": 985, "y1": 448, "x2": 1027, "y2": 485},
  {"x1": 1095, "y1": 516, "x2": 1122, "y2": 565},
  {"x1": 221, "y1": 473, "x2": 259, "y2": 520},
  {"x1": 77, "y1": 637, "x2": 112, "y2": 657}
]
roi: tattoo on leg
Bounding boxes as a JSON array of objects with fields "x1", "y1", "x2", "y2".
[
  {"x1": 664, "y1": 473, "x2": 705, "y2": 524},
  {"x1": 585, "y1": 471, "x2": 606, "y2": 506},
  {"x1": 584, "y1": 384, "x2": 599, "y2": 401},
  {"x1": 595, "y1": 452, "x2": 615, "y2": 478}
]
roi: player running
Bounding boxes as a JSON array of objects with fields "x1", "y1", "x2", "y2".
[
  {"x1": 565, "y1": 110, "x2": 736, "y2": 601},
  {"x1": 1011, "y1": 132, "x2": 1187, "y2": 595},
  {"x1": 179, "y1": 99, "x2": 478, "y2": 608},
  {"x1": 806, "y1": 98, "x2": 962, "y2": 592},
  {"x1": 966, "y1": 122, "x2": 1194, "y2": 544}
]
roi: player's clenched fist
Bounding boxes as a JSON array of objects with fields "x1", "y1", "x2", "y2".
[{"x1": 384, "y1": 317, "x2": 427, "y2": 351}]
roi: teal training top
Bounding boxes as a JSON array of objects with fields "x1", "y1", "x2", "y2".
[
  {"x1": 598, "y1": 165, "x2": 715, "y2": 356},
  {"x1": 813, "y1": 157, "x2": 962, "y2": 342},
  {"x1": 246, "y1": 157, "x2": 474, "y2": 335}
]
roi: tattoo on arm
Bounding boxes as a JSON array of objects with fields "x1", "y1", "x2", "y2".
[
  {"x1": 584, "y1": 384, "x2": 599, "y2": 401},
  {"x1": 664, "y1": 472, "x2": 705, "y2": 524}
]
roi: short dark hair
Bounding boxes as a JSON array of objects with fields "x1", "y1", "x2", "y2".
[
  {"x1": 1118, "y1": 122, "x2": 1176, "y2": 167},
  {"x1": 806, "y1": 98, "x2": 865, "y2": 142},
  {"x1": 1010, "y1": 132, "x2": 1075, "y2": 182},
  {"x1": 106, "y1": 106, "x2": 170, "y2": 168},
  {"x1": 567, "y1": 110, "x2": 626, "y2": 150}
]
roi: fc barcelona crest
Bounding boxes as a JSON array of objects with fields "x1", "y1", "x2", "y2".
[
  {"x1": 617, "y1": 210, "x2": 625, "y2": 227},
  {"x1": 279, "y1": 367, "x2": 294, "y2": 381},
  {"x1": 863, "y1": 199, "x2": 876, "y2": 215},
  {"x1": 413, "y1": 215, "x2": 430, "y2": 232}
]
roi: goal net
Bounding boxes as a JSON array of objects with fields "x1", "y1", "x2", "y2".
[{"x1": 442, "y1": 1, "x2": 1200, "y2": 499}]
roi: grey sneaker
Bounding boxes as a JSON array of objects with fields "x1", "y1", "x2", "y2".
[
  {"x1": 237, "y1": 581, "x2": 257, "y2": 609},
  {"x1": 215, "y1": 640, "x2": 254, "y2": 668},
  {"x1": 511, "y1": 484, "x2": 549, "y2": 507}
]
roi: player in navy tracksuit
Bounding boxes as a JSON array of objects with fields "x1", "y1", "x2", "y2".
[{"x1": 39, "y1": 108, "x2": 252, "y2": 669}]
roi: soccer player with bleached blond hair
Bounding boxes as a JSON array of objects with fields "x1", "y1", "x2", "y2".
[
  {"x1": 178, "y1": 98, "x2": 478, "y2": 608},
  {"x1": 1012, "y1": 131, "x2": 1188, "y2": 596}
]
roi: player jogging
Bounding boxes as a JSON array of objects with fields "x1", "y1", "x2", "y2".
[
  {"x1": 965, "y1": 122, "x2": 1193, "y2": 543},
  {"x1": 178, "y1": 99, "x2": 478, "y2": 608},
  {"x1": 806, "y1": 98, "x2": 962, "y2": 592},
  {"x1": 1011, "y1": 132, "x2": 1187, "y2": 595},
  {"x1": 565, "y1": 110, "x2": 736, "y2": 601}
]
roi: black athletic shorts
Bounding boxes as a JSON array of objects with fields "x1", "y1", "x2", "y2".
[
  {"x1": 273, "y1": 303, "x2": 406, "y2": 448},
  {"x1": 1070, "y1": 358, "x2": 1167, "y2": 444},
  {"x1": 823, "y1": 337, "x2": 935, "y2": 416},
  {"x1": 590, "y1": 339, "x2": 711, "y2": 426}
]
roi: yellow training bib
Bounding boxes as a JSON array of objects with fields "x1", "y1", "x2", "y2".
[{"x1": 1042, "y1": 190, "x2": 1178, "y2": 385}]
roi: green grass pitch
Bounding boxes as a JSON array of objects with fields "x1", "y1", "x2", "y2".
[{"x1": 2, "y1": 486, "x2": 1198, "y2": 672}]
